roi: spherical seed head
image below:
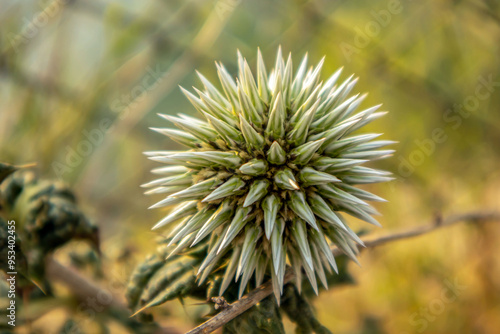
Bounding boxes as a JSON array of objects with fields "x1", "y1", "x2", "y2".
[{"x1": 144, "y1": 47, "x2": 394, "y2": 301}]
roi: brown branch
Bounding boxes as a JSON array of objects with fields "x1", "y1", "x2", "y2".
[{"x1": 186, "y1": 210, "x2": 500, "y2": 334}]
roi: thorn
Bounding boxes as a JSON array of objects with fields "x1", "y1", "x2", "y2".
[
  {"x1": 130, "y1": 304, "x2": 149, "y2": 317},
  {"x1": 288, "y1": 179, "x2": 300, "y2": 190}
]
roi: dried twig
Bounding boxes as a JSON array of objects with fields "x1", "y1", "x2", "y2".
[{"x1": 186, "y1": 210, "x2": 500, "y2": 334}]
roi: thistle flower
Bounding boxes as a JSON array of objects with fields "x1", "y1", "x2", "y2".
[{"x1": 143, "y1": 48, "x2": 394, "y2": 301}]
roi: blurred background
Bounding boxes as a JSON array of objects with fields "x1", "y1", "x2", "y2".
[{"x1": 1, "y1": 0, "x2": 499, "y2": 333}]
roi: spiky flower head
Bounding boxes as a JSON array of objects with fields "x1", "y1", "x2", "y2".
[{"x1": 143, "y1": 48, "x2": 394, "y2": 301}]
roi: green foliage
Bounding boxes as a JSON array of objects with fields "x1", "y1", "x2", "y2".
[
  {"x1": 126, "y1": 242, "x2": 209, "y2": 315},
  {"x1": 0, "y1": 168, "x2": 98, "y2": 258},
  {"x1": 0, "y1": 164, "x2": 99, "y2": 328}
]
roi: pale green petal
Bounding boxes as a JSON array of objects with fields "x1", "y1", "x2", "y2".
[
  {"x1": 216, "y1": 62, "x2": 240, "y2": 109},
  {"x1": 289, "y1": 192, "x2": 318, "y2": 230}
]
